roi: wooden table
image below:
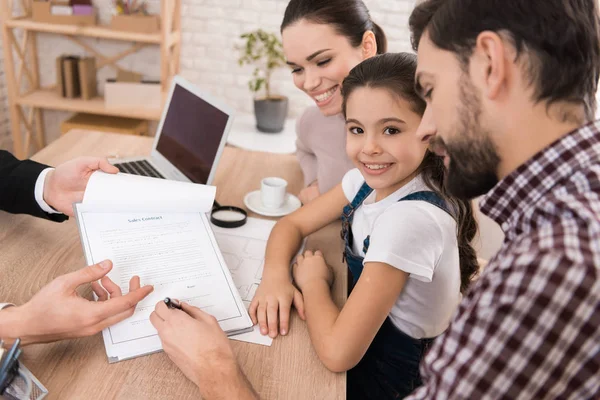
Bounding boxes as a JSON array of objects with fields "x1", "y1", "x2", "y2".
[{"x1": 0, "y1": 130, "x2": 347, "y2": 399}]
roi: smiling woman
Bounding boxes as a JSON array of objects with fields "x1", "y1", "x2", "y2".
[{"x1": 280, "y1": 0, "x2": 387, "y2": 204}]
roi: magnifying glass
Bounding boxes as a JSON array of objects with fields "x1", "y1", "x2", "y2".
[{"x1": 211, "y1": 201, "x2": 247, "y2": 228}]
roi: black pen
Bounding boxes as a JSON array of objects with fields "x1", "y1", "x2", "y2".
[{"x1": 164, "y1": 297, "x2": 182, "y2": 310}]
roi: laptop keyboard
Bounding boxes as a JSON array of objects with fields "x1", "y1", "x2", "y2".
[{"x1": 113, "y1": 160, "x2": 165, "y2": 179}]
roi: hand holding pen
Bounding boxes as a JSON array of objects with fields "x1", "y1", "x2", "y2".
[{"x1": 150, "y1": 299, "x2": 245, "y2": 394}]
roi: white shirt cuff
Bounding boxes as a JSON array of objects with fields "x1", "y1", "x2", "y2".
[
  {"x1": 0, "y1": 303, "x2": 15, "y2": 310},
  {"x1": 35, "y1": 168, "x2": 60, "y2": 214}
]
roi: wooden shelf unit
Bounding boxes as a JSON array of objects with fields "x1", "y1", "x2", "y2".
[
  {"x1": 0, "y1": 0, "x2": 181, "y2": 157},
  {"x1": 5, "y1": 17, "x2": 163, "y2": 43},
  {"x1": 18, "y1": 89, "x2": 163, "y2": 120}
]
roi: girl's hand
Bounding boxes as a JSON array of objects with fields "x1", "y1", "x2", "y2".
[
  {"x1": 249, "y1": 274, "x2": 305, "y2": 338},
  {"x1": 293, "y1": 250, "x2": 334, "y2": 291}
]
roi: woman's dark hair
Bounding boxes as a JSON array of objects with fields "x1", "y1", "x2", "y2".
[
  {"x1": 281, "y1": 0, "x2": 387, "y2": 55},
  {"x1": 341, "y1": 53, "x2": 479, "y2": 293}
]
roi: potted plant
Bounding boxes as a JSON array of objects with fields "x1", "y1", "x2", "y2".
[{"x1": 238, "y1": 29, "x2": 288, "y2": 133}]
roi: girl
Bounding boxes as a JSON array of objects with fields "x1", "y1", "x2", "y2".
[
  {"x1": 250, "y1": 53, "x2": 479, "y2": 399},
  {"x1": 281, "y1": 0, "x2": 387, "y2": 204}
]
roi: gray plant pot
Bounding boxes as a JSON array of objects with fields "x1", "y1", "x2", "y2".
[{"x1": 254, "y1": 97, "x2": 288, "y2": 133}]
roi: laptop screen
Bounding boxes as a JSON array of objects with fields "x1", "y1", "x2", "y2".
[{"x1": 155, "y1": 84, "x2": 230, "y2": 184}]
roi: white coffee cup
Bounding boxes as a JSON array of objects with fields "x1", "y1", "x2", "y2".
[{"x1": 261, "y1": 177, "x2": 288, "y2": 209}]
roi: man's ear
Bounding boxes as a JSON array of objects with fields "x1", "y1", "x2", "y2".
[
  {"x1": 472, "y1": 31, "x2": 509, "y2": 100},
  {"x1": 361, "y1": 30, "x2": 378, "y2": 59}
]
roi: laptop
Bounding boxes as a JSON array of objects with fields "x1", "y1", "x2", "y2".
[{"x1": 112, "y1": 76, "x2": 235, "y2": 185}]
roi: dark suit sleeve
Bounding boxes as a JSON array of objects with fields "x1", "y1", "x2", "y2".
[{"x1": 0, "y1": 150, "x2": 68, "y2": 222}]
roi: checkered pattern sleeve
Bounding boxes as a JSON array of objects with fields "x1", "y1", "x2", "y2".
[{"x1": 407, "y1": 246, "x2": 600, "y2": 399}]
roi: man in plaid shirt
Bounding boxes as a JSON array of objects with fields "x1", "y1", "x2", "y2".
[{"x1": 407, "y1": 0, "x2": 600, "y2": 398}]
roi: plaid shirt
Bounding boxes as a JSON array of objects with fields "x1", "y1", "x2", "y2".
[{"x1": 408, "y1": 120, "x2": 600, "y2": 400}]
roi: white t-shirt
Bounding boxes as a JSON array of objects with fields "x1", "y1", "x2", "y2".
[{"x1": 342, "y1": 169, "x2": 461, "y2": 339}]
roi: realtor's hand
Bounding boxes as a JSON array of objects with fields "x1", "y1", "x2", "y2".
[
  {"x1": 43, "y1": 157, "x2": 119, "y2": 216},
  {"x1": 0, "y1": 260, "x2": 153, "y2": 345}
]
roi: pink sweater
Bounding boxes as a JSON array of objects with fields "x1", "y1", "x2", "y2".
[{"x1": 295, "y1": 107, "x2": 355, "y2": 193}]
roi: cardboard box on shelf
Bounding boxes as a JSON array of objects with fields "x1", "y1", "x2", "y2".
[
  {"x1": 61, "y1": 113, "x2": 149, "y2": 136},
  {"x1": 32, "y1": 1, "x2": 96, "y2": 26},
  {"x1": 116, "y1": 69, "x2": 143, "y2": 83},
  {"x1": 110, "y1": 14, "x2": 160, "y2": 34},
  {"x1": 104, "y1": 79, "x2": 162, "y2": 110}
]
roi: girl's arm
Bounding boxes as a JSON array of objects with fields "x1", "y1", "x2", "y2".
[
  {"x1": 297, "y1": 203, "x2": 446, "y2": 372},
  {"x1": 249, "y1": 184, "x2": 348, "y2": 338},
  {"x1": 295, "y1": 256, "x2": 408, "y2": 373}
]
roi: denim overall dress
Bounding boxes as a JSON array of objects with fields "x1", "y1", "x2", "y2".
[{"x1": 341, "y1": 182, "x2": 453, "y2": 399}]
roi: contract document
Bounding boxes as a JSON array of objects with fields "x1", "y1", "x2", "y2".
[{"x1": 74, "y1": 172, "x2": 253, "y2": 363}]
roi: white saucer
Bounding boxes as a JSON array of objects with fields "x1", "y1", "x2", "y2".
[{"x1": 243, "y1": 190, "x2": 301, "y2": 217}]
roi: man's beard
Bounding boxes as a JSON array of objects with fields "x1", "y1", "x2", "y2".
[{"x1": 432, "y1": 75, "x2": 501, "y2": 200}]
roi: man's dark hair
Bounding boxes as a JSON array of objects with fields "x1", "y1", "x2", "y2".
[{"x1": 409, "y1": 0, "x2": 600, "y2": 121}]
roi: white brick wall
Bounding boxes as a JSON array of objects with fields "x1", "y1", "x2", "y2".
[
  {"x1": 0, "y1": 0, "x2": 599, "y2": 152},
  {"x1": 0, "y1": 0, "x2": 417, "y2": 150}
]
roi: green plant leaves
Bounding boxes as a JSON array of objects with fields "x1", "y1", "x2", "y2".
[{"x1": 237, "y1": 29, "x2": 286, "y2": 98}]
